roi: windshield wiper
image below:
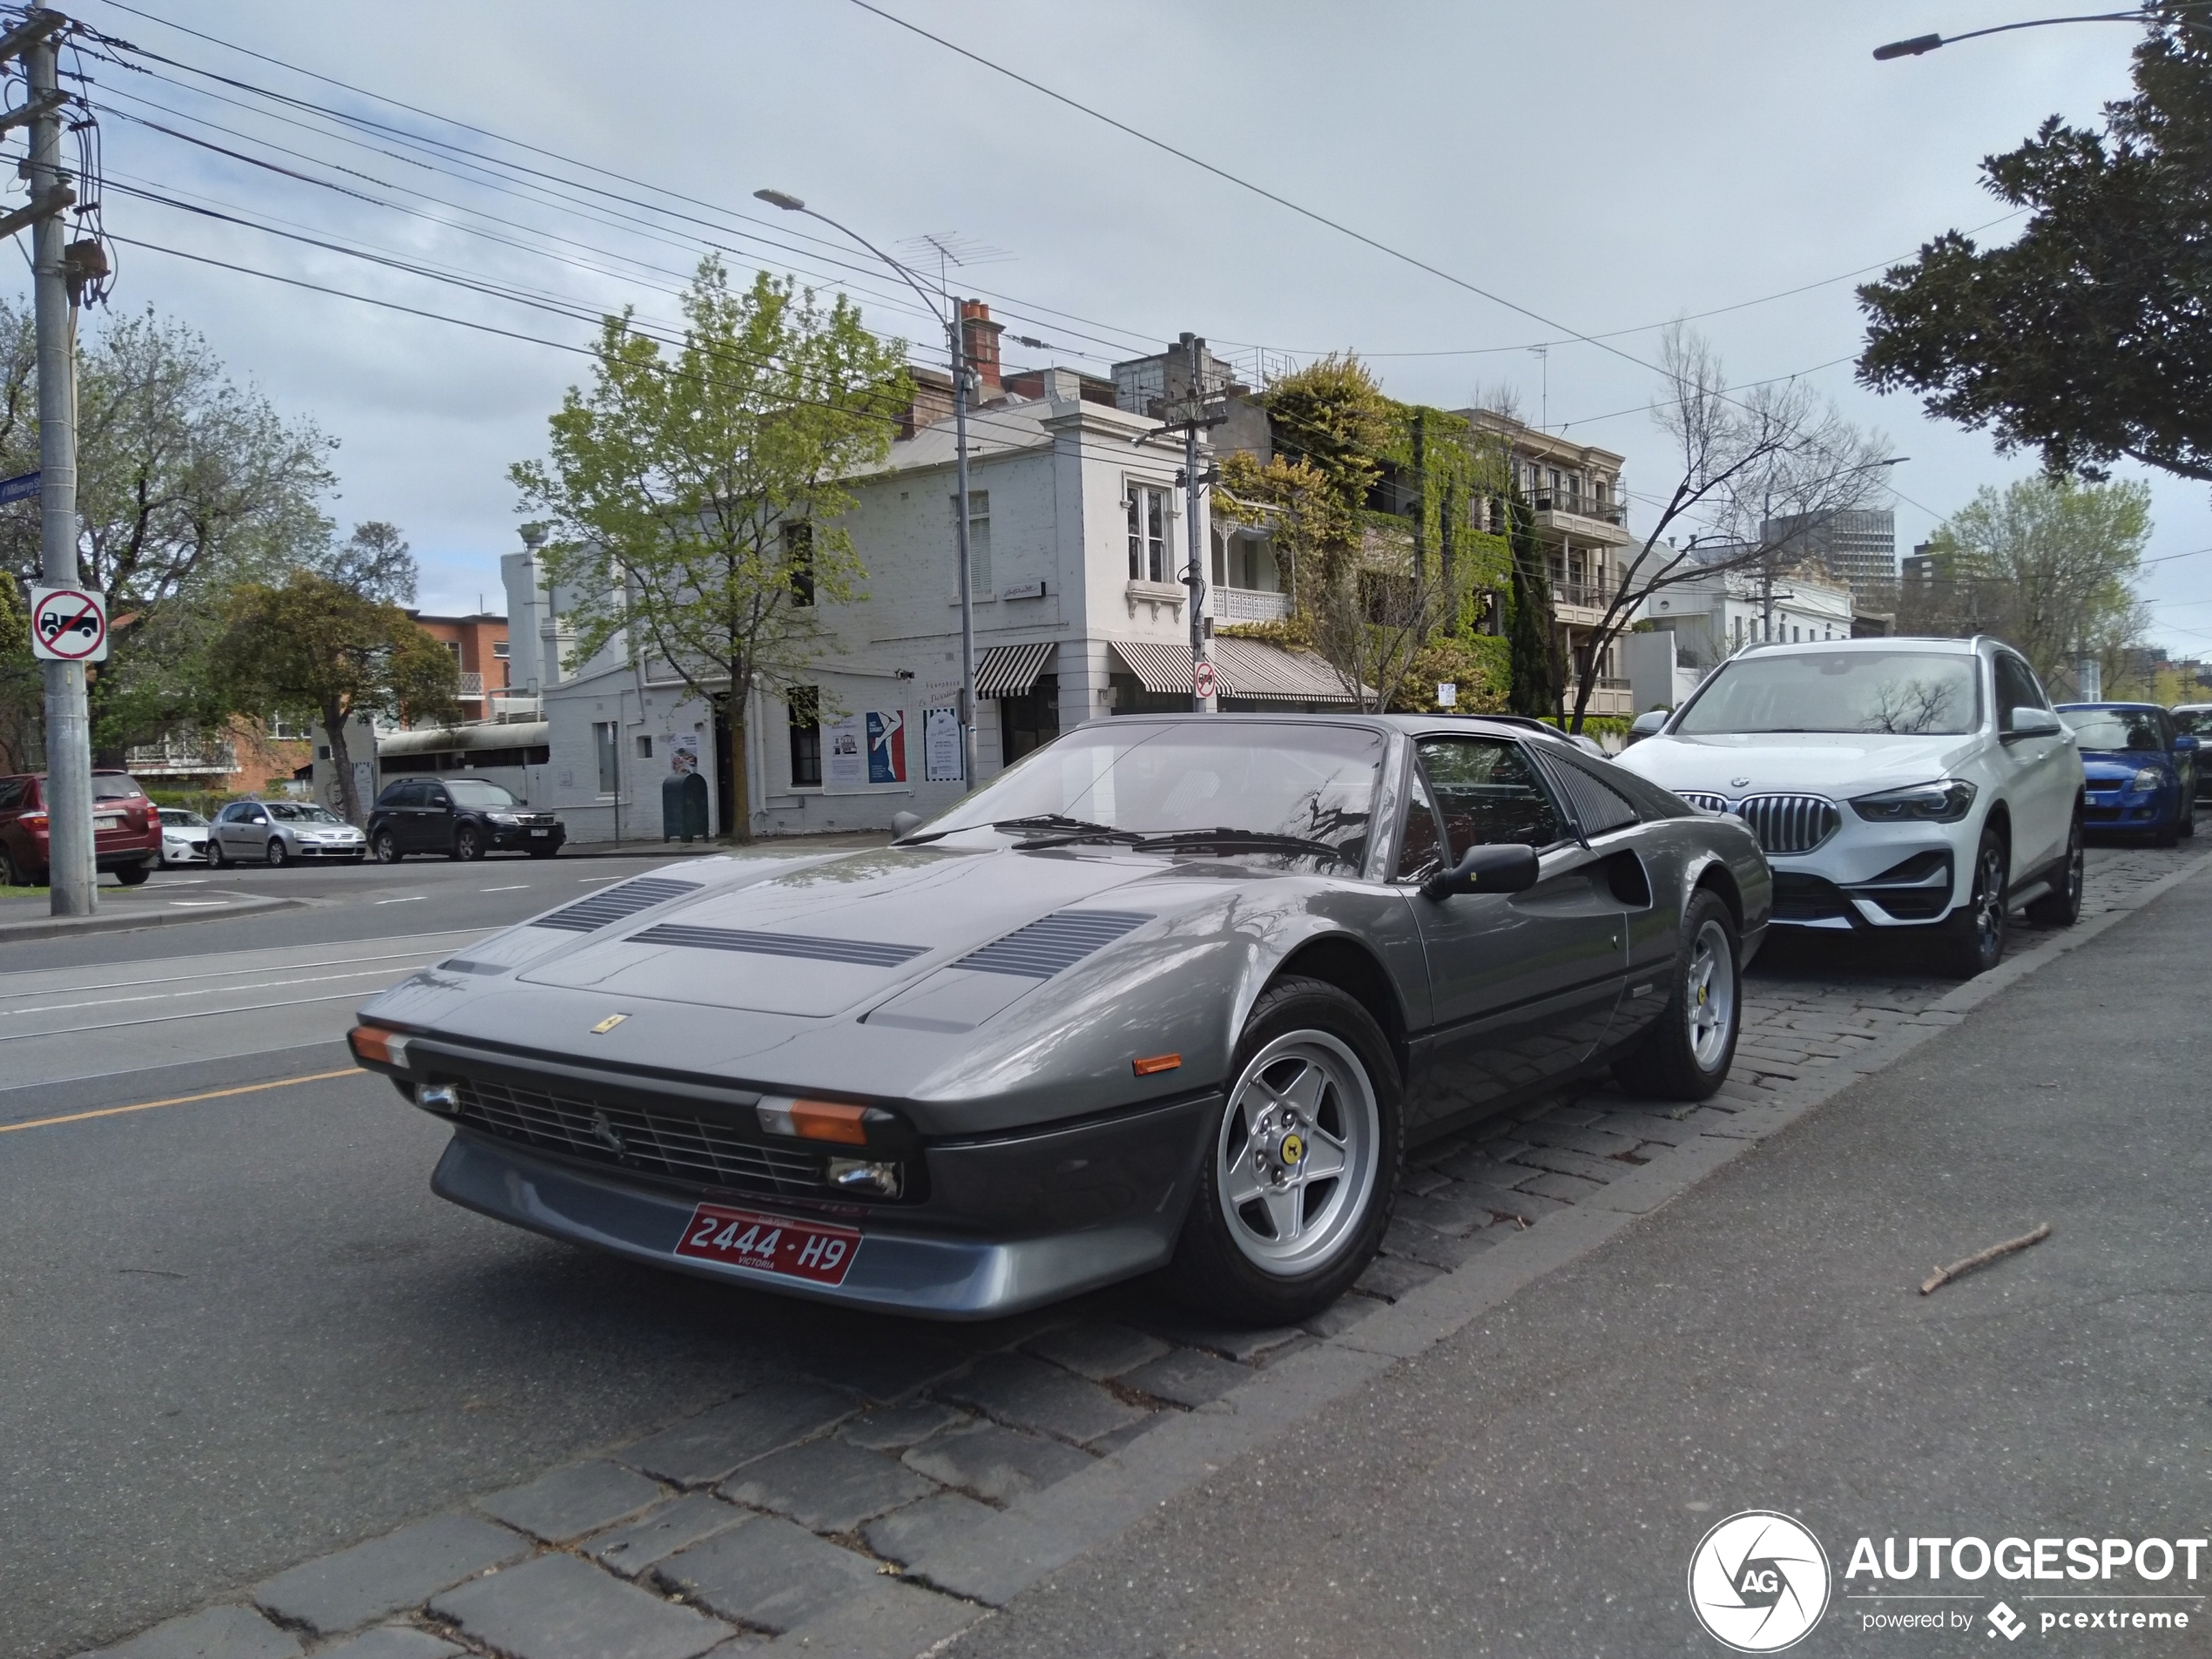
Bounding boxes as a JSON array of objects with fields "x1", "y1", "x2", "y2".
[
  {"x1": 1005, "y1": 814, "x2": 1150, "y2": 850},
  {"x1": 1129, "y1": 827, "x2": 1350, "y2": 864}
]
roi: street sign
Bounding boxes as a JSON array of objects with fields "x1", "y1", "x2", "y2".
[
  {"x1": 0, "y1": 469, "x2": 38, "y2": 504},
  {"x1": 1194, "y1": 658, "x2": 1217, "y2": 700},
  {"x1": 29, "y1": 584, "x2": 107, "y2": 662}
]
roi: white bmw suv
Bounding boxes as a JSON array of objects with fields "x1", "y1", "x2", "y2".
[{"x1": 1614, "y1": 637, "x2": 2084, "y2": 977}]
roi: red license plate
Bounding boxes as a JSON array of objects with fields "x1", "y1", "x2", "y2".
[{"x1": 673, "y1": 1203, "x2": 860, "y2": 1285}]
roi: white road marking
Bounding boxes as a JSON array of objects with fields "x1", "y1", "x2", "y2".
[
  {"x1": 1, "y1": 962, "x2": 439, "y2": 1019},
  {"x1": 480, "y1": 885, "x2": 529, "y2": 893},
  {"x1": 0, "y1": 988, "x2": 395, "y2": 1043},
  {"x1": 374, "y1": 895, "x2": 428, "y2": 905},
  {"x1": 577, "y1": 875, "x2": 623, "y2": 884},
  {"x1": 0, "y1": 946, "x2": 462, "y2": 998}
]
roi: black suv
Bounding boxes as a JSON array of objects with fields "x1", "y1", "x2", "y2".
[{"x1": 367, "y1": 776, "x2": 564, "y2": 862}]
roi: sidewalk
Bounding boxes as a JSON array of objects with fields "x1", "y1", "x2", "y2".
[{"x1": 953, "y1": 861, "x2": 2212, "y2": 1656}]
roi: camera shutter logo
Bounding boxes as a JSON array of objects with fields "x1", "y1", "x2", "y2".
[{"x1": 1686, "y1": 1510, "x2": 1831, "y2": 1652}]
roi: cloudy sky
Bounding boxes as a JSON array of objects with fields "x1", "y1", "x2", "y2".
[{"x1": 46, "y1": 0, "x2": 2212, "y2": 658}]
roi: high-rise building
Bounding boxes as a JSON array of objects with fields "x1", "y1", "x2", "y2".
[{"x1": 1760, "y1": 509, "x2": 1896, "y2": 602}]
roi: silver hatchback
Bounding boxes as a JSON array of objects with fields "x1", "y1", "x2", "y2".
[{"x1": 210, "y1": 799, "x2": 368, "y2": 867}]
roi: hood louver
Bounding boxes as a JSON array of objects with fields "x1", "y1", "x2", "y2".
[
  {"x1": 955, "y1": 909, "x2": 1152, "y2": 978},
  {"x1": 628, "y1": 922, "x2": 926, "y2": 968},
  {"x1": 530, "y1": 875, "x2": 705, "y2": 933}
]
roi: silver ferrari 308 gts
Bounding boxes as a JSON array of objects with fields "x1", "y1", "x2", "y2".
[{"x1": 350, "y1": 715, "x2": 1769, "y2": 1325}]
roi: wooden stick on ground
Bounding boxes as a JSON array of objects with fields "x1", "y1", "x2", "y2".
[{"x1": 1920, "y1": 1223, "x2": 2052, "y2": 1295}]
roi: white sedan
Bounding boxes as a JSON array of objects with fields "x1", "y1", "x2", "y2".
[
  {"x1": 1615, "y1": 636, "x2": 2083, "y2": 978},
  {"x1": 157, "y1": 807, "x2": 211, "y2": 867}
]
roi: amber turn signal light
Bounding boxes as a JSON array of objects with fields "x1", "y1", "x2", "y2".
[
  {"x1": 758, "y1": 1096, "x2": 870, "y2": 1145},
  {"x1": 1132, "y1": 1053, "x2": 1181, "y2": 1076},
  {"x1": 348, "y1": 1025, "x2": 404, "y2": 1068}
]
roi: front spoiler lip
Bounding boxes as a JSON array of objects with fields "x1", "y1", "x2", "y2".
[{"x1": 431, "y1": 1131, "x2": 1190, "y2": 1320}]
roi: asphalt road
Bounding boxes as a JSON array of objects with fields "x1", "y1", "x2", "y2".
[
  {"x1": 0, "y1": 845, "x2": 901, "y2": 1659},
  {"x1": 949, "y1": 864, "x2": 2212, "y2": 1657}
]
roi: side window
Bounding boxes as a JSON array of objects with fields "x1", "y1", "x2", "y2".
[
  {"x1": 1416, "y1": 737, "x2": 1564, "y2": 853},
  {"x1": 1995, "y1": 654, "x2": 2045, "y2": 730},
  {"x1": 1539, "y1": 751, "x2": 1642, "y2": 837},
  {"x1": 0, "y1": 779, "x2": 21, "y2": 811},
  {"x1": 1394, "y1": 768, "x2": 1446, "y2": 881},
  {"x1": 425, "y1": 788, "x2": 451, "y2": 810}
]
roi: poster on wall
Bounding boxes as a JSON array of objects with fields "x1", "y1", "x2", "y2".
[
  {"x1": 867, "y1": 711, "x2": 907, "y2": 785},
  {"x1": 824, "y1": 715, "x2": 867, "y2": 789},
  {"x1": 923, "y1": 708, "x2": 961, "y2": 782},
  {"x1": 666, "y1": 731, "x2": 699, "y2": 775}
]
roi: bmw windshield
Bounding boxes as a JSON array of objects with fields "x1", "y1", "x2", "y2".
[
  {"x1": 913, "y1": 721, "x2": 1386, "y2": 867},
  {"x1": 1674, "y1": 651, "x2": 1981, "y2": 737}
]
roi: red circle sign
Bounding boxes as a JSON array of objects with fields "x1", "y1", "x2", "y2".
[
  {"x1": 1195, "y1": 659, "x2": 1217, "y2": 698},
  {"x1": 32, "y1": 588, "x2": 106, "y2": 660}
]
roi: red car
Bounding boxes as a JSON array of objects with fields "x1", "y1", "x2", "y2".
[{"x1": 0, "y1": 771, "x2": 161, "y2": 887}]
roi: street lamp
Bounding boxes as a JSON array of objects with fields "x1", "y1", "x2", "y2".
[
  {"x1": 753, "y1": 188, "x2": 981, "y2": 792},
  {"x1": 1873, "y1": 9, "x2": 2157, "y2": 59}
]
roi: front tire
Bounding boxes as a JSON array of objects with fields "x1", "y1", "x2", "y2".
[
  {"x1": 266, "y1": 837, "x2": 289, "y2": 868},
  {"x1": 1938, "y1": 826, "x2": 2008, "y2": 979},
  {"x1": 1610, "y1": 888, "x2": 1740, "y2": 1102},
  {"x1": 2026, "y1": 814, "x2": 2084, "y2": 927},
  {"x1": 453, "y1": 825, "x2": 482, "y2": 861},
  {"x1": 2182, "y1": 794, "x2": 2197, "y2": 840},
  {"x1": 1165, "y1": 977, "x2": 1400, "y2": 1326},
  {"x1": 210, "y1": 837, "x2": 230, "y2": 869},
  {"x1": 373, "y1": 830, "x2": 403, "y2": 864}
]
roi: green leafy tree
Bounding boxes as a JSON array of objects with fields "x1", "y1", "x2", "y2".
[
  {"x1": 511, "y1": 260, "x2": 908, "y2": 841},
  {"x1": 1858, "y1": 6, "x2": 2212, "y2": 484},
  {"x1": 1502, "y1": 482, "x2": 1562, "y2": 717},
  {"x1": 0, "y1": 300, "x2": 336, "y2": 760},
  {"x1": 0, "y1": 575, "x2": 33, "y2": 773},
  {"x1": 1905, "y1": 475, "x2": 2151, "y2": 693},
  {"x1": 212, "y1": 574, "x2": 459, "y2": 825}
]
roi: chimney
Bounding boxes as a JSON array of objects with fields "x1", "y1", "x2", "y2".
[{"x1": 960, "y1": 300, "x2": 1003, "y2": 399}]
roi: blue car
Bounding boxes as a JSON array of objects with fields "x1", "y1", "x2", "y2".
[{"x1": 2058, "y1": 703, "x2": 2199, "y2": 846}]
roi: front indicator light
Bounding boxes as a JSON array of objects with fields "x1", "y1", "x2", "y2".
[
  {"x1": 758, "y1": 1096, "x2": 869, "y2": 1144},
  {"x1": 1133, "y1": 1053, "x2": 1182, "y2": 1076},
  {"x1": 348, "y1": 1025, "x2": 410, "y2": 1069},
  {"x1": 1849, "y1": 779, "x2": 1978, "y2": 823},
  {"x1": 826, "y1": 1157, "x2": 901, "y2": 1197}
]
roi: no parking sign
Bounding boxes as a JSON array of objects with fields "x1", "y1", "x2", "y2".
[{"x1": 30, "y1": 586, "x2": 108, "y2": 662}]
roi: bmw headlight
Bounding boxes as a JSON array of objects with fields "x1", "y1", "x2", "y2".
[
  {"x1": 2132, "y1": 767, "x2": 2162, "y2": 792},
  {"x1": 1850, "y1": 779, "x2": 1978, "y2": 823}
]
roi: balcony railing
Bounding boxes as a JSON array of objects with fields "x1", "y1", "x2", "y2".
[
  {"x1": 126, "y1": 739, "x2": 238, "y2": 775},
  {"x1": 1534, "y1": 493, "x2": 1626, "y2": 527},
  {"x1": 1549, "y1": 577, "x2": 1619, "y2": 610},
  {"x1": 456, "y1": 671, "x2": 485, "y2": 697},
  {"x1": 1213, "y1": 586, "x2": 1291, "y2": 622}
]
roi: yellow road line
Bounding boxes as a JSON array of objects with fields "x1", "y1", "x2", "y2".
[{"x1": 0, "y1": 1067, "x2": 363, "y2": 1135}]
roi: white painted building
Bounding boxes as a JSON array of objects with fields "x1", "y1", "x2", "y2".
[
  {"x1": 1625, "y1": 555, "x2": 1855, "y2": 714},
  {"x1": 513, "y1": 328, "x2": 1350, "y2": 844}
]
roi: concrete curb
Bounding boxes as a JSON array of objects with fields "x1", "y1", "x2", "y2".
[{"x1": 0, "y1": 891, "x2": 300, "y2": 945}]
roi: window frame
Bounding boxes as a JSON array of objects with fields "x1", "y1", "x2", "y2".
[
  {"x1": 786, "y1": 686, "x2": 823, "y2": 789},
  {"x1": 1400, "y1": 732, "x2": 1575, "y2": 874},
  {"x1": 1126, "y1": 481, "x2": 1172, "y2": 583}
]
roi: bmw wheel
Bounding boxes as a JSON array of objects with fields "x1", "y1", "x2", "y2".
[
  {"x1": 1166, "y1": 976, "x2": 1399, "y2": 1325},
  {"x1": 1938, "y1": 826, "x2": 2008, "y2": 979},
  {"x1": 1610, "y1": 888, "x2": 1740, "y2": 1101},
  {"x1": 2026, "y1": 813, "x2": 2084, "y2": 927}
]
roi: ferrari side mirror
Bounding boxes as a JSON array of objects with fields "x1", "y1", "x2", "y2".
[{"x1": 1420, "y1": 842, "x2": 1540, "y2": 902}]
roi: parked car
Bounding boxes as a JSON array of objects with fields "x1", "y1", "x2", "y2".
[
  {"x1": 210, "y1": 798, "x2": 368, "y2": 867},
  {"x1": 2171, "y1": 705, "x2": 2212, "y2": 802},
  {"x1": 349, "y1": 713, "x2": 1770, "y2": 1325},
  {"x1": 367, "y1": 777, "x2": 564, "y2": 862},
  {"x1": 157, "y1": 807, "x2": 212, "y2": 867},
  {"x1": 1613, "y1": 636, "x2": 2085, "y2": 978},
  {"x1": 0, "y1": 770, "x2": 159, "y2": 886},
  {"x1": 2059, "y1": 703, "x2": 2197, "y2": 846}
]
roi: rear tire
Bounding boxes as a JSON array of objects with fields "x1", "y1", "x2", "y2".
[
  {"x1": 1937, "y1": 826, "x2": 2008, "y2": 979},
  {"x1": 2026, "y1": 814, "x2": 2084, "y2": 927},
  {"x1": 1, "y1": 844, "x2": 36, "y2": 887},
  {"x1": 113, "y1": 860, "x2": 151, "y2": 887},
  {"x1": 1164, "y1": 977, "x2": 1400, "y2": 1326},
  {"x1": 2182, "y1": 795, "x2": 2197, "y2": 840},
  {"x1": 1609, "y1": 888, "x2": 1741, "y2": 1102}
]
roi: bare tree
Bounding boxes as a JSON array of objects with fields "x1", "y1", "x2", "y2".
[{"x1": 1564, "y1": 325, "x2": 1893, "y2": 732}]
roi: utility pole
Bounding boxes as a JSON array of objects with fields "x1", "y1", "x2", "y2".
[
  {"x1": 1170, "y1": 333, "x2": 1224, "y2": 712},
  {"x1": 13, "y1": 11, "x2": 91, "y2": 914},
  {"x1": 949, "y1": 304, "x2": 979, "y2": 781}
]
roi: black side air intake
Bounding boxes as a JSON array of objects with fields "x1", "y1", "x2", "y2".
[
  {"x1": 529, "y1": 876, "x2": 705, "y2": 933},
  {"x1": 954, "y1": 910, "x2": 1152, "y2": 979}
]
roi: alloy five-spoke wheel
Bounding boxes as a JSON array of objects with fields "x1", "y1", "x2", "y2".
[
  {"x1": 1215, "y1": 1030, "x2": 1380, "y2": 1278},
  {"x1": 1684, "y1": 917, "x2": 1736, "y2": 1072}
]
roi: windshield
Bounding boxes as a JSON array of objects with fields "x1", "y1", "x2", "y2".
[
  {"x1": 159, "y1": 809, "x2": 206, "y2": 827},
  {"x1": 916, "y1": 722, "x2": 1386, "y2": 867},
  {"x1": 1675, "y1": 651, "x2": 1980, "y2": 736},
  {"x1": 268, "y1": 802, "x2": 343, "y2": 822},
  {"x1": 445, "y1": 779, "x2": 518, "y2": 808},
  {"x1": 2061, "y1": 708, "x2": 2163, "y2": 752}
]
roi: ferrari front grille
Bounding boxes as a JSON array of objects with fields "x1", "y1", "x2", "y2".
[{"x1": 452, "y1": 1076, "x2": 828, "y2": 1197}]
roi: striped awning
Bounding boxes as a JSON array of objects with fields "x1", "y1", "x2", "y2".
[
  {"x1": 1109, "y1": 638, "x2": 1361, "y2": 705},
  {"x1": 974, "y1": 641, "x2": 1056, "y2": 698}
]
